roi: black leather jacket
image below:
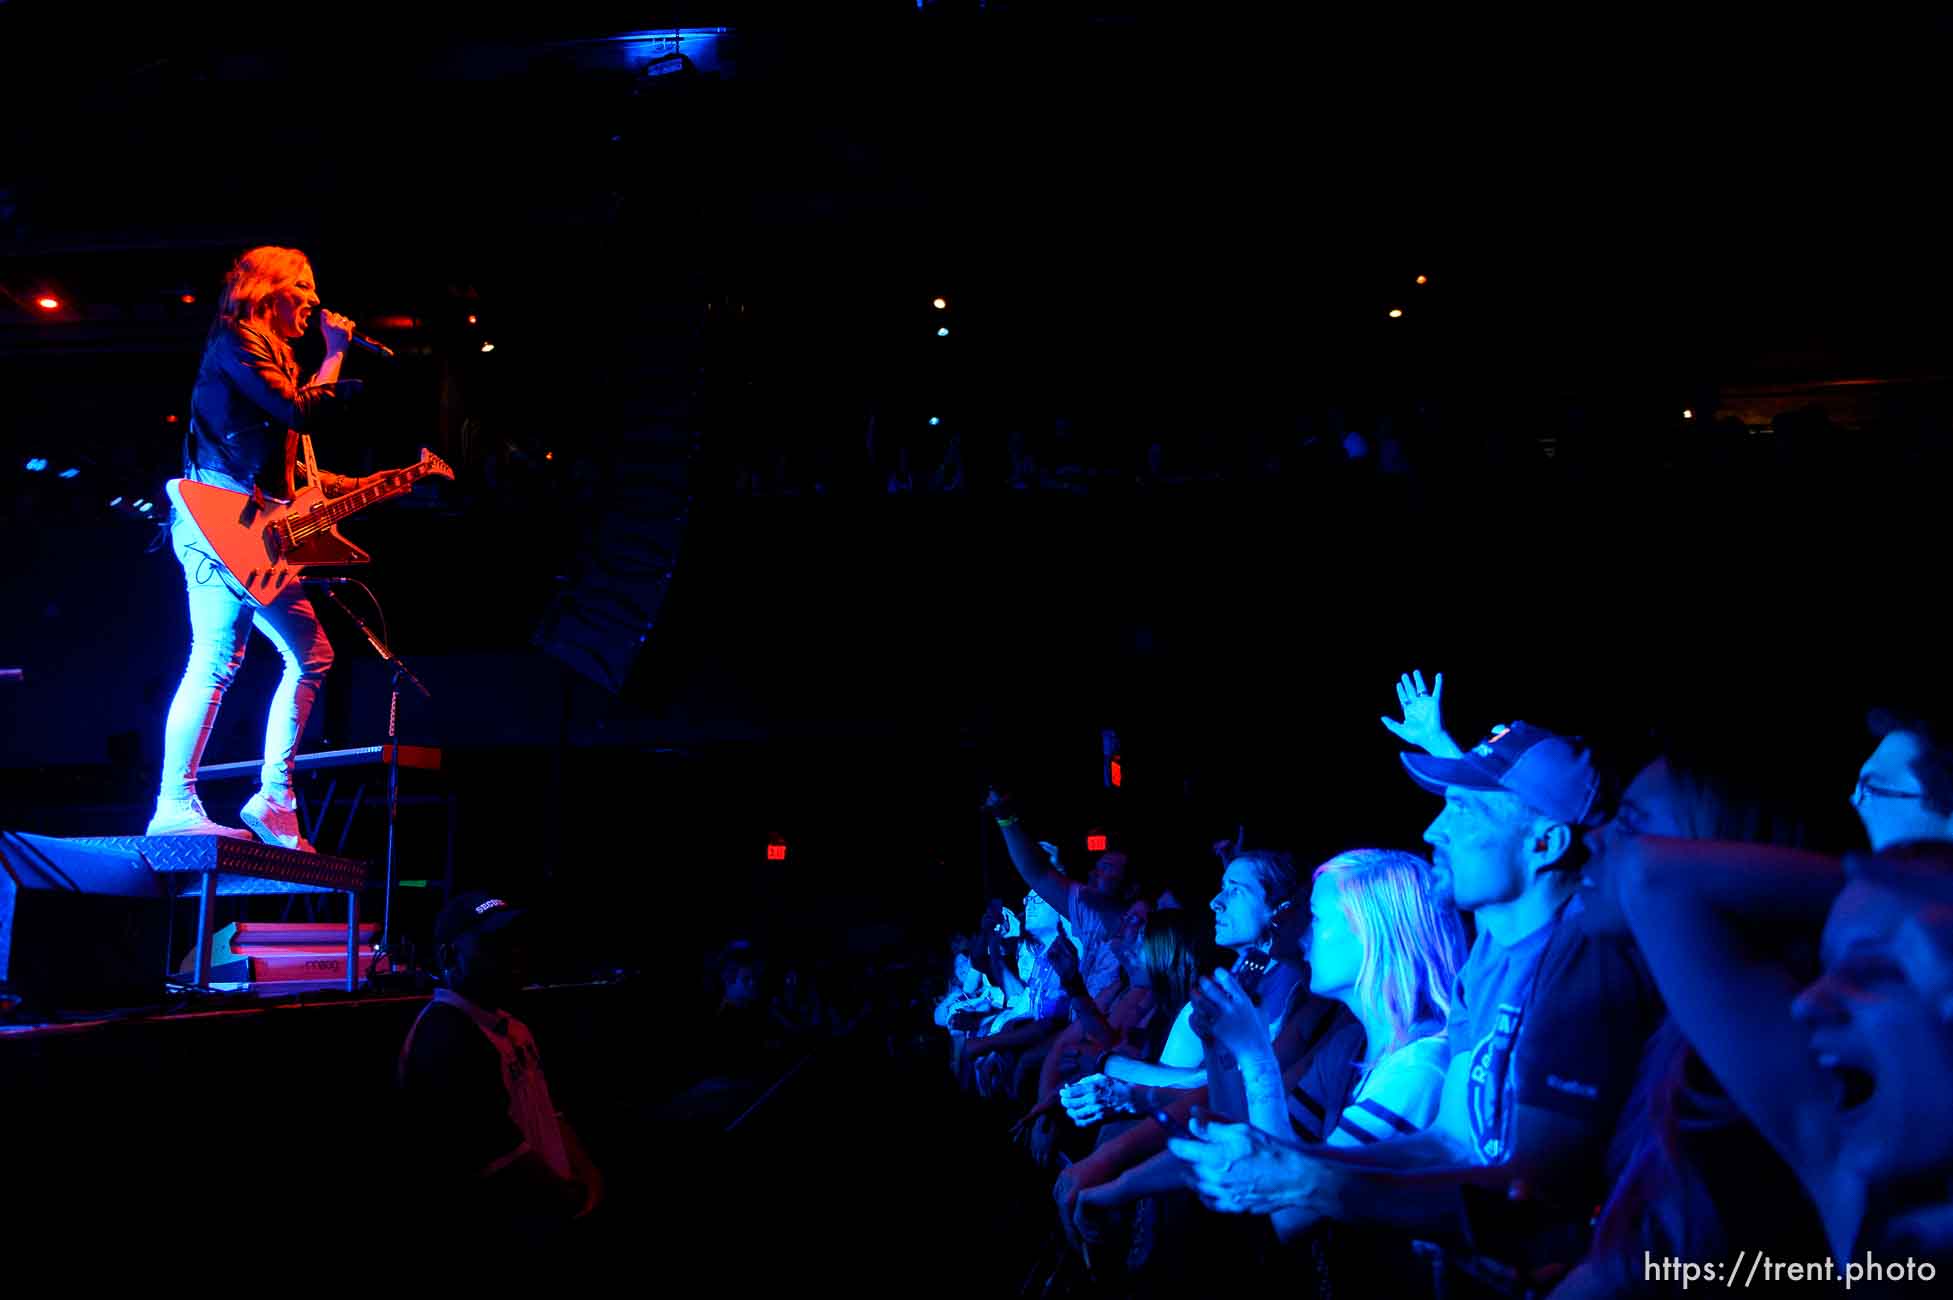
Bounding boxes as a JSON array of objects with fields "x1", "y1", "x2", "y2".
[{"x1": 185, "y1": 320, "x2": 362, "y2": 498}]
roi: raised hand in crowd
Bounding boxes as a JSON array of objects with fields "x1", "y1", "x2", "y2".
[{"x1": 1380, "y1": 668, "x2": 1464, "y2": 758}]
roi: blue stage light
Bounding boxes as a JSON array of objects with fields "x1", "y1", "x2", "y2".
[
  {"x1": 59, "y1": 467, "x2": 79, "y2": 479},
  {"x1": 25, "y1": 458, "x2": 48, "y2": 472},
  {"x1": 936, "y1": 327, "x2": 949, "y2": 337},
  {"x1": 109, "y1": 497, "x2": 123, "y2": 507}
]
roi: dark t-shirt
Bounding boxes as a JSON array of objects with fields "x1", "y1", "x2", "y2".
[
  {"x1": 1202, "y1": 957, "x2": 1311, "y2": 1122},
  {"x1": 1445, "y1": 893, "x2": 1666, "y2": 1283},
  {"x1": 1446, "y1": 894, "x2": 1663, "y2": 1171},
  {"x1": 398, "y1": 1001, "x2": 523, "y2": 1183},
  {"x1": 1285, "y1": 1012, "x2": 1368, "y2": 1142}
]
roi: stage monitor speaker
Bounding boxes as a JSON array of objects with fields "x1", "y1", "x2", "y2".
[{"x1": 0, "y1": 831, "x2": 171, "y2": 1016}]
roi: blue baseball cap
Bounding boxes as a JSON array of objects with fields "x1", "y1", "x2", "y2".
[{"x1": 1400, "y1": 721, "x2": 1607, "y2": 827}]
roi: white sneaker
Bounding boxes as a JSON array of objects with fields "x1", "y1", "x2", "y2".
[
  {"x1": 240, "y1": 789, "x2": 316, "y2": 853},
  {"x1": 146, "y1": 795, "x2": 251, "y2": 839}
]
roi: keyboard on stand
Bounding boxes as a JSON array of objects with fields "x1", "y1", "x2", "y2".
[
  {"x1": 193, "y1": 745, "x2": 443, "y2": 781},
  {"x1": 192, "y1": 745, "x2": 455, "y2": 956}
]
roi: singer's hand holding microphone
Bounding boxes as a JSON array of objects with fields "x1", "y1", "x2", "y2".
[{"x1": 317, "y1": 308, "x2": 395, "y2": 359}]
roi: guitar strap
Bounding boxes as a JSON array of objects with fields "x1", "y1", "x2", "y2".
[{"x1": 300, "y1": 433, "x2": 321, "y2": 488}]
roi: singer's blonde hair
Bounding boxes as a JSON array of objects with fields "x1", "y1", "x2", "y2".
[{"x1": 210, "y1": 245, "x2": 310, "y2": 339}]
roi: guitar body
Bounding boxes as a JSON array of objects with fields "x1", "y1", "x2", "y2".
[
  {"x1": 163, "y1": 448, "x2": 451, "y2": 607},
  {"x1": 166, "y1": 479, "x2": 368, "y2": 606}
]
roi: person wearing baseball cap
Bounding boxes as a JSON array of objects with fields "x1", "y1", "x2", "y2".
[
  {"x1": 398, "y1": 892, "x2": 602, "y2": 1238},
  {"x1": 1168, "y1": 677, "x2": 1663, "y2": 1297}
]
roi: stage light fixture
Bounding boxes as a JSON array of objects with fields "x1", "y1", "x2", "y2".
[
  {"x1": 165, "y1": 414, "x2": 179, "y2": 424},
  {"x1": 1415, "y1": 275, "x2": 1428, "y2": 285},
  {"x1": 59, "y1": 467, "x2": 79, "y2": 479},
  {"x1": 108, "y1": 497, "x2": 123, "y2": 507},
  {"x1": 481, "y1": 341, "x2": 495, "y2": 353},
  {"x1": 1683, "y1": 409, "x2": 1694, "y2": 420},
  {"x1": 180, "y1": 293, "x2": 196, "y2": 305},
  {"x1": 928, "y1": 416, "x2": 941, "y2": 426},
  {"x1": 1388, "y1": 308, "x2": 1403, "y2": 318},
  {"x1": 936, "y1": 327, "x2": 949, "y2": 337},
  {"x1": 36, "y1": 296, "x2": 60, "y2": 311},
  {"x1": 932, "y1": 297, "x2": 947, "y2": 309},
  {"x1": 137, "y1": 501, "x2": 153, "y2": 513},
  {"x1": 467, "y1": 314, "x2": 478, "y2": 325},
  {"x1": 25, "y1": 458, "x2": 48, "y2": 472}
]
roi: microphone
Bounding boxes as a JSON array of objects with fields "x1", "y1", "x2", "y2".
[{"x1": 319, "y1": 308, "x2": 396, "y2": 359}]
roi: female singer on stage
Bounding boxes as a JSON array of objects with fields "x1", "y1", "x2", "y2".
[{"x1": 148, "y1": 245, "x2": 400, "y2": 850}]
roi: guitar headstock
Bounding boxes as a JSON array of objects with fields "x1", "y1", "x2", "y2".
[{"x1": 416, "y1": 447, "x2": 456, "y2": 482}]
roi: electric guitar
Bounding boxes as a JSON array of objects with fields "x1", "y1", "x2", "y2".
[{"x1": 164, "y1": 446, "x2": 454, "y2": 606}]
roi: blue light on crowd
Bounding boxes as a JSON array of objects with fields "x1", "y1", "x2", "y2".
[
  {"x1": 59, "y1": 467, "x2": 79, "y2": 479},
  {"x1": 25, "y1": 458, "x2": 48, "y2": 472}
]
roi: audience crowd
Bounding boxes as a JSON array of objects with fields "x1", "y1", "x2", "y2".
[
  {"x1": 902, "y1": 671, "x2": 1953, "y2": 1297},
  {"x1": 390, "y1": 667, "x2": 1953, "y2": 1295}
]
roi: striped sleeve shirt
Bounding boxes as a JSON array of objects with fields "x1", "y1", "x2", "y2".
[{"x1": 1323, "y1": 1032, "x2": 1450, "y2": 1148}]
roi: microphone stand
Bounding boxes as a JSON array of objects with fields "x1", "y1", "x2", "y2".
[{"x1": 306, "y1": 580, "x2": 429, "y2": 974}]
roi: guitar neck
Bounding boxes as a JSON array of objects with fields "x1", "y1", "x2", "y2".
[{"x1": 311, "y1": 465, "x2": 432, "y2": 528}]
